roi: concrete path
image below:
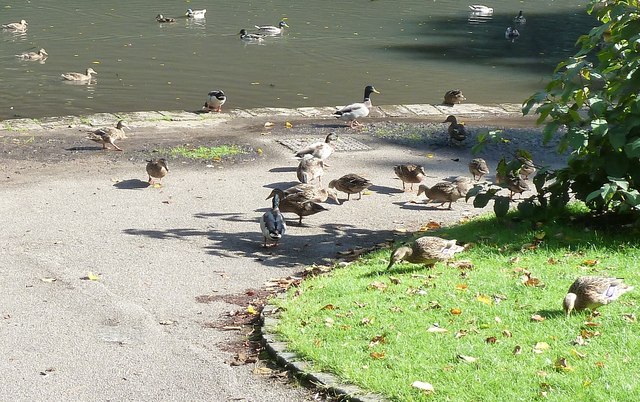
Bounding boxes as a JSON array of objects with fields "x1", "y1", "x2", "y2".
[{"x1": 0, "y1": 105, "x2": 555, "y2": 401}]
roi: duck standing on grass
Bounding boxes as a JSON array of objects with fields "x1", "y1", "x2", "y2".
[
  {"x1": 333, "y1": 85, "x2": 380, "y2": 128},
  {"x1": 146, "y1": 158, "x2": 169, "y2": 185},
  {"x1": 260, "y1": 193, "x2": 287, "y2": 247},
  {"x1": 86, "y1": 120, "x2": 129, "y2": 151},
  {"x1": 328, "y1": 174, "x2": 372, "y2": 201},
  {"x1": 387, "y1": 236, "x2": 465, "y2": 270},
  {"x1": 563, "y1": 276, "x2": 634, "y2": 316},
  {"x1": 203, "y1": 90, "x2": 226, "y2": 112},
  {"x1": 394, "y1": 164, "x2": 426, "y2": 191}
]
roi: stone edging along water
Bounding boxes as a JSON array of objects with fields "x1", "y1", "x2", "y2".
[{"x1": 0, "y1": 103, "x2": 526, "y2": 132}]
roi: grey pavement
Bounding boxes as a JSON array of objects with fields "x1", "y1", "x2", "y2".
[{"x1": 0, "y1": 104, "x2": 557, "y2": 401}]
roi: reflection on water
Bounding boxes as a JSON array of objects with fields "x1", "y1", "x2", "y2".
[{"x1": 0, "y1": 0, "x2": 596, "y2": 120}]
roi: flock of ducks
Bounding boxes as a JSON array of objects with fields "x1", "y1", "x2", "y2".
[{"x1": 466, "y1": 5, "x2": 526, "y2": 42}]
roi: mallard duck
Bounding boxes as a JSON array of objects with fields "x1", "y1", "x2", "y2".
[
  {"x1": 564, "y1": 276, "x2": 634, "y2": 316},
  {"x1": 294, "y1": 132, "x2": 338, "y2": 161},
  {"x1": 505, "y1": 27, "x2": 520, "y2": 42},
  {"x1": 443, "y1": 89, "x2": 466, "y2": 106},
  {"x1": 394, "y1": 164, "x2": 426, "y2": 191},
  {"x1": 333, "y1": 85, "x2": 380, "y2": 128},
  {"x1": 469, "y1": 158, "x2": 489, "y2": 181},
  {"x1": 146, "y1": 158, "x2": 169, "y2": 184},
  {"x1": 61, "y1": 68, "x2": 97, "y2": 82},
  {"x1": 239, "y1": 29, "x2": 265, "y2": 42},
  {"x1": 274, "y1": 183, "x2": 341, "y2": 205},
  {"x1": 443, "y1": 115, "x2": 467, "y2": 145},
  {"x1": 453, "y1": 176, "x2": 473, "y2": 198},
  {"x1": 517, "y1": 155, "x2": 536, "y2": 180},
  {"x1": 203, "y1": 90, "x2": 226, "y2": 112},
  {"x1": 266, "y1": 188, "x2": 328, "y2": 225},
  {"x1": 417, "y1": 182, "x2": 465, "y2": 209},
  {"x1": 255, "y1": 20, "x2": 289, "y2": 35},
  {"x1": 186, "y1": 8, "x2": 206, "y2": 19},
  {"x1": 16, "y1": 48, "x2": 48, "y2": 61},
  {"x1": 328, "y1": 174, "x2": 372, "y2": 201},
  {"x1": 468, "y1": 5, "x2": 493, "y2": 14},
  {"x1": 156, "y1": 14, "x2": 175, "y2": 23},
  {"x1": 260, "y1": 193, "x2": 287, "y2": 247},
  {"x1": 505, "y1": 172, "x2": 529, "y2": 199},
  {"x1": 514, "y1": 11, "x2": 526, "y2": 24},
  {"x1": 297, "y1": 155, "x2": 325, "y2": 184},
  {"x1": 2, "y1": 19, "x2": 28, "y2": 31},
  {"x1": 387, "y1": 236, "x2": 465, "y2": 269},
  {"x1": 86, "y1": 120, "x2": 129, "y2": 151}
]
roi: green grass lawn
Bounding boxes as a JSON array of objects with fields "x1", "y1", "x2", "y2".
[
  {"x1": 273, "y1": 207, "x2": 640, "y2": 401},
  {"x1": 168, "y1": 144, "x2": 244, "y2": 160}
]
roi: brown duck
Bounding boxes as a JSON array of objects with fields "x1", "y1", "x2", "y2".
[
  {"x1": 417, "y1": 182, "x2": 465, "y2": 209},
  {"x1": 328, "y1": 174, "x2": 372, "y2": 200},
  {"x1": 266, "y1": 188, "x2": 329, "y2": 225},
  {"x1": 394, "y1": 164, "x2": 426, "y2": 191},
  {"x1": 468, "y1": 158, "x2": 489, "y2": 181},
  {"x1": 146, "y1": 158, "x2": 169, "y2": 184},
  {"x1": 443, "y1": 89, "x2": 466, "y2": 106},
  {"x1": 387, "y1": 236, "x2": 465, "y2": 269},
  {"x1": 563, "y1": 276, "x2": 634, "y2": 316},
  {"x1": 86, "y1": 120, "x2": 128, "y2": 151}
]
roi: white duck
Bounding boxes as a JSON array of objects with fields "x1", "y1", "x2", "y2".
[
  {"x1": 468, "y1": 5, "x2": 493, "y2": 15},
  {"x1": 61, "y1": 68, "x2": 97, "y2": 82},
  {"x1": 260, "y1": 193, "x2": 287, "y2": 247},
  {"x1": 294, "y1": 132, "x2": 338, "y2": 161},
  {"x1": 17, "y1": 48, "x2": 48, "y2": 61},
  {"x1": 255, "y1": 20, "x2": 289, "y2": 35},
  {"x1": 2, "y1": 19, "x2": 28, "y2": 31},
  {"x1": 186, "y1": 9, "x2": 206, "y2": 19},
  {"x1": 333, "y1": 85, "x2": 380, "y2": 128}
]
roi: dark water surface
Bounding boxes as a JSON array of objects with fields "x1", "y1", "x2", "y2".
[{"x1": 0, "y1": 0, "x2": 594, "y2": 120}]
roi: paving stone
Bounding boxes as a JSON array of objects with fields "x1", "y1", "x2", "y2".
[
  {"x1": 378, "y1": 104, "x2": 414, "y2": 117},
  {"x1": 296, "y1": 106, "x2": 337, "y2": 117},
  {"x1": 277, "y1": 136, "x2": 371, "y2": 152},
  {"x1": 433, "y1": 103, "x2": 508, "y2": 115},
  {"x1": 244, "y1": 107, "x2": 303, "y2": 117},
  {"x1": 403, "y1": 104, "x2": 442, "y2": 115},
  {"x1": 157, "y1": 110, "x2": 202, "y2": 121},
  {"x1": 2, "y1": 119, "x2": 43, "y2": 131}
]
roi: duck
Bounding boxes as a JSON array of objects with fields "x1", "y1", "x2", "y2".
[
  {"x1": 260, "y1": 192, "x2": 287, "y2": 247},
  {"x1": 254, "y1": 20, "x2": 289, "y2": 35},
  {"x1": 517, "y1": 155, "x2": 536, "y2": 180},
  {"x1": 275, "y1": 183, "x2": 341, "y2": 205},
  {"x1": 239, "y1": 29, "x2": 265, "y2": 42},
  {"x1": 146, "y1": 158, "x2": 169, "y2": 184},
  {"x1": 443, "y1": 89, "x2": 466, "y2": 106},
  {"x1": 468, "y1": 5, "x2": 493, "y2": 14},
  {"x1": 394, "y1": 164, "x2": 426, "y2": 191},
  {"x1": 294, "y1": 132, "x2": 338, "y2": 161},
  {"x1": 203, "y1": 90, "x2": 226, "y2": 112},
  {"x1": 328, "y1": 174, "x2": 373, "y2": 201},
  {"x1": 494, "y1": 158, "x2": 507, "y2": 185},
  {"x1": 156, "y1": 14, "x2": 175, "y2": 23},
  {"x1": 2, "y1": 19, "x2": 28, "y2": 31},
  {"x1": 333, "y1": 85, "x2": 380, "y2": 128},
  {"x1": 61, "y1": 68, "x2": 97, "y2": 82},
  {"x1": 563, "y1": 276, "x2": 634, "y2": 316},
  {"x1": 266, "y1": 188, "x2": 328, "y2": 225},
  {"x1": 514, "y1": 10, "x2": 526, "y2": 24},
  {"x1": 387, "y1": 236, "x2": 465, "y2": 270},
  {"x1": 505, "y1": 26, "x2": 520, "y2": 42},
  {"x1": 417, "y1": 182, "x2": 465, "y2": 209},
  {"x1": 468, "y1": 158, "x2": 490, "y2": 181},
  {"x1": 297, "y1": 155, "x2": 325, "y2": 184},
  {"x1": 452, "y1": 176, "x2": 473, "y2": 198},
  {"x1": 86, "y1": 120, "x2": 129, "y2": 151},
  {"x1": 505, "y1": 172, "x2": 529, "y2": 199},
  {"x1": 16, "y1": 48, "x2": 48, "y2": 61},
  {"x1": 443, "y1": 115, "x2": 467, "y2": 145},
  {"x1": 186, "y1": 9, "x2": 207, "y2": 19}
]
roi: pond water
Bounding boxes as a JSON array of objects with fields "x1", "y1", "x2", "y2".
[{"x1": 0, "y1": 0, "x2": 595, "y2": 120}]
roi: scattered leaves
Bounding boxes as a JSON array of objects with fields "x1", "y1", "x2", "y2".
[
  {"x1": 450, "y1": 308, "x2": 462, "y2": 315},
  {"x1": 502, "y1": 330, "x2": 513, "y2": 338},
  {"x1": 418, "y1": 221, "x2": 441, "y2": 231},
  {"x1": 370, "y1": 351, "x2": 386, "y2": 360},
  {"x1": 521, "y1": 272, "x2": 544, "y2": 287},
  {"x1": 581, "y1": 259, "x2": 600, "y2": 266},
  {"x1": 411, "y1": 381, "x2": 435, "y2": 393},
  {"x1": 320, "y1": 304, "x2": 338, "y2": 311},
  {"x1": 369, "y1": 335, "x2": 387, "y2": 347},
  {"x1": 533, "y1": 342, "x2": 550, "y2": 353},
  {"x1": 623, "y1": 313, "x2": 637, "y2": 322},
  {"x1": 476, "y1": 294, "x2": 492, "y2": 305},
  {"x1": 455, "y1": 283, "x2": 468, "y2": 291},
  {"x1": 554, "y1": 357, "x2": 574, "y2": 372},
  {"x1": 368, "y1": 281, "x2": 388, "y2": 291},
  {"x1": 457, "y1": 354, "x2": 477, "y2": 363},
  {"x1": 427, "y1": 324, "x2": 448, "y2": 333},
  {"x1": 389, "y1": 276, "x2": 401, "y2": 285},
  {"x1": 485, "y1": 336, "x2": 498, "y2": 344},
  {"x1": 284, "y1": 121, "x2": 293, "y2": 128},
  {"x1": 513, "y1": 345, "x2": 522, "y2": 355},
  {"x1": 246, "y1": 305, "x2": 258, "y2": 315}
]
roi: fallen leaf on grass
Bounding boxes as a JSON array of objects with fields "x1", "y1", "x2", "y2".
[
  {"x1": 476, "y1": 294, "x2": 492, "y2": 305},
  {"x1": 450, "y1": 308, "x2": 462, "y2": 315},
  {"x1": 324, "y1": 318, "x2": 334, "y2": 327},
  {"x1": 580, "y1": 329, "x2": 601, "y2": 339},
  {"x1": 554, "y1": 357, "x2": 574, "y2": 372},
  {"x1": 531, "y1": 314, "x2": 545, "y2": 322},
  {"x1": 451, "y1": 260, "x2": 474, "y2": 270},
  {"x1": 455, "y1": 283, "x2": 468, "y2": 291},
  {"x1": 584, "y1": 321, "x2": 600, "y2": 327},
  {"x1": 485, "y1": 336, "x2": 498, "y2": 344},
  {"x1": 533, "y1": 342, "x2": 550, "y2": 353},
  {"x1": 502, "y1": 330, "x2": 513, "y2": 338},
  {"x1": 521, "y1": 272, "x2": 544, "y2": 287},
  {"x1": 360, "y1": 317, "x2": 373, "y2": 326},
  {"x1": 457, "y1": 354, "x2": 477, "y2": 363},
  {"x1": 581, "y1": 259, "x2": 600, "y2": 266},
  {"x1": 369, "y1": 335, "x2": 386, "y2": 347},
  {"x1": 513, "y1": 345, "x2": 522, "y2": 355},
  {"x1": 369, "y1": 281, "x2": 388, "y2": 291},
  {"x1": 570, "y1": 348, "x2": 587, "y2": 359},
  {"x1": 320, "y1": 304, "x2": 338, "y2": 310},
  {"x1": 595, "y1": 361, "x2": 605, "y2": 368},
  {"x1": 455, "y1": 329, "x2": 467, "y2": 339},
  {"x1": 370, "y1": 351, "x2": 385, "y2": 359},
  {"x1": 388, "y1": 276, "x2": 401, "y2": 285},
  {"x1": 623, "y1": 313, "x2": 637, "y2": 322},
  {"x1": 411, "y1": 381, "x2": 435, "y2": 393},
  {"x1": 427, "y1": 324, "x2": 448, "y2": 333}
]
